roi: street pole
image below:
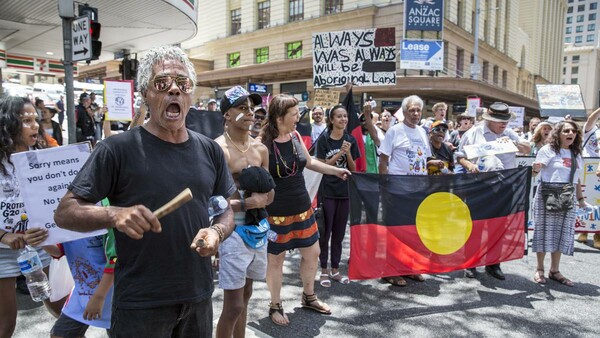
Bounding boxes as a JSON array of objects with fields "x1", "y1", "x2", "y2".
[
  {"x1": 471, "y1": 0, "x2": 480, "y2": 80},
  {"x1": 60, "y1": 0, "x2": 76, "y2": 144}
]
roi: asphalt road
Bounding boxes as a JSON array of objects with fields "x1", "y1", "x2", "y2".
[{"x1": 14, "y1": 232, "x2": 600, "y2": 337}]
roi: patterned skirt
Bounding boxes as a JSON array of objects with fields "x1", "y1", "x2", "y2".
[
  {"x1": 531, "y1": 188, "x2": 576, "y2": 256},
  {"x1": 267, "y1": 208, "x2": 319, "y2": 255}
]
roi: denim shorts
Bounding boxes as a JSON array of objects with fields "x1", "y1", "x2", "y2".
[
  {"x1": 0, "y1": 247, "x2": 51, "y2": 278},
  {"x1": 110, "y1": 298, "x2": 212, "y2": 338}
]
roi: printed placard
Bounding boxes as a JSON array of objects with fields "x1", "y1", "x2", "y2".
[
  {"x1": 12, "y1": 143, "x2": 107, "y2": 245},
  {"x1": 463, "y1": 140, "x2": 519, "y2": 160},
  {"x1": 312, "y1": 28, "x2": 397, "y2": 88},
  {"x1": 104, "y1": 80, "x2": 134, "y2": 121}
]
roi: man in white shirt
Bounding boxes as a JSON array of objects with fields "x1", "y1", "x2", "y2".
[
  {"x1": 456, "y1": 102, "x2": 531, "y2": 280},
  {"x1": 311, "y1": 106, "x2": 327, "y2": 146},
  {"x1": 378, "y1": 95, "x2": 435, "y2": 286},
  {"x1": 577, "y1": 107, "x2": 600, "y2": 246},
  {"x1": 524, "y1": 117, "x2": 541, "y2": 141}
]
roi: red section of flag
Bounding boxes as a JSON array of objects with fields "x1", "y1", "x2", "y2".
[
  {"x1": 342, "y1": 89, "x2": 366, "y2": 172},
  {"x1": 348, "y1": 212, "x2": 526, "y2": 279}
]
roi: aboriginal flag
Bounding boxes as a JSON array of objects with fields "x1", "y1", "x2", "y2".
[
  {"x1": 342, "y1": 89, "x2": 366, "y2": 172},
  {"x1": 348, "y1": 167, "x2": 531, "y2": 279}
]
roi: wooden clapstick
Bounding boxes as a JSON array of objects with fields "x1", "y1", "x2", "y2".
[{"x1": 153, "y1": 188, "x2": 193, "y2": 219}]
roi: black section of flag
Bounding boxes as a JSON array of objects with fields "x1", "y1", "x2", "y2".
[{"x1": 349, "y1": 167, "x2": 532, "y2": 227}]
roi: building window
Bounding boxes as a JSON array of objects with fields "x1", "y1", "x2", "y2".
[
  {"x1": 577, "y1": 15, "x2": 584, "y2": 22},
  {"x1": 578, "y1": 4, "x2": 585, "y2": 11},
  {"x1": 482, "y1": 61, "x2": 489, "y2": 81},
  {"x1": 228, "y1": 52, "x2": 240, "y2": 68},
  {"x1": 591, "y1": 2, "x2": 598, "y2": 10},
  {"x1": 325, "y1": 0, "x2": 343, "y2": 14},
  {"x1": 576, "y1": 25, "x2": 584, "y2": 33},
  {"x1": 493, "y1": 65, "x2": 499, "y2": 85},
  {"x1": 258, "y1": 1, "x2": 270, "y2": 29},
  {"x1": 231, "y1": 9, "x2": 241, "y2": 36},
  {"x1": 567, "y1": 16, "x2": 573, "y2": 24},
  {"x1": 568, "y1": 6, "x2": 573, "y2": 13},
  {"x1": 289, "y1": 0, "x2": 304, "y2": 22},
  {"x1": 255, "y1": 47, "x2": 269, "y2": 64},
  {"x1": 456, "y1": 48, "x2": 464, "y2": 77},
  {"x1": 502, "y1": 70, "x2": 507, "y2": 88},
  {"x1": 575, "y1": 35, "x2": 583, "y2": 43},
  {"x1": 587, "y1": 34, "x2": 595, "y2": 42},
  {"x1": 286, "y1": 41, "x2": 303, "y2": 59},
  {"x1": 573, "y1": 55, "x2": 580, "y2": 63},
  {"x1": 571, "y1": 78, "x2": 578, "y2": 84},
  {"x1": 566, "y1": 27, "x2": 572, "y2": 34},
  {"x1": 564, "y1": 56, "x2": 567, "y2": 63},
  {"x1": 590, "y1": 13, "x2": 597, "y2": 20},
  {"x1": 589, "y1": 24, "x2": 596, "y2": 31},
  {"x1": 563, "y1": 67, "x2": 566, "y2": 75},
  {"x1": 566, "y1": 37, "x2": 572, "y2": 43},
  {"x1": 572, "y1": 66, "x2": 579, "y2": 74}
]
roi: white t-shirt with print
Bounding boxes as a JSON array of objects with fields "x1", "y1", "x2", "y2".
[
  {"x1": 0, "y1": 160, "x2": 27, "y2": 249},
  {"x1": 379, "y1": 123, "x2": 431, "y2": 175},
  {"x1": 536, "y1": 145, "x2": 583, "y2": 183}
]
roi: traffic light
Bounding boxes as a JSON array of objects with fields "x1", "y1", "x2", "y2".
[
  {"x1": 79, "y1": 5, "x2": 101, "y2": 60},
  {"x1": 119, "y1": 56, "x2": 138, "y2": 82}
]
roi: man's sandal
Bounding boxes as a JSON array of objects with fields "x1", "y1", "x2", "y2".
[
  {"x1": 548, "y1": 271, "x2": 574, "y2": 287},
  {"x1": 319, "y1": 274, "x2": 331, "y2": 288},
  {"x1": 301, "y1": 293, "x2": 332, "y2": 315},
  {"x1": 534, "y1": 269, "x2": 546, "y2": 284},
  {"x1": 329, "y1": 272, "x2": 349, "y2": 285},
  {"x1": 383, "y1": 276, "x2": 407, "y2": 286},
  {"x1": 268, "y1": 302, "x2": 289, "y2": 326},
  {"x1": 406, "y1": 274, "x2": 425, "y2": 282}
]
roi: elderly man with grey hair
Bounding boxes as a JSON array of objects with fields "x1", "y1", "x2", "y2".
[
  {"x1": 54, "y1": 45, "x2": 236, "y2": 337},
  {"x1": 378, "y1": 95, "x2": 436, "y2": 286},
  {"x1": 456, "y1": 102, "x2": 530, "y2": 280}
]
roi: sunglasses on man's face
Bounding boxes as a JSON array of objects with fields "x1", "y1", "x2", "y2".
[
  {"x1": 151, "y1": 75, "x2": 194, "y2": 93},
  {"x1": 431, "y1": 126, "x2": 447, "y2": 133}
]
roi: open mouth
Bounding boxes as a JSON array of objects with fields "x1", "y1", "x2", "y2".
[{"x1": 165, "y1": 103, "x2": 181, "y2": 119}]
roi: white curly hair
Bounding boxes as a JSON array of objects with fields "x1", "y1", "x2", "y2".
[{"x1": 137, "y1": 45, "x2": 196, "y2": 97}]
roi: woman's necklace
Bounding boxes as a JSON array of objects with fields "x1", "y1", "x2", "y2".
[
  {"x1": 273, "y1": 133, "x2": 298, "y2": 178},
  {"x1": 225, "y1": 131, "x2": 249, "y2": 153}
]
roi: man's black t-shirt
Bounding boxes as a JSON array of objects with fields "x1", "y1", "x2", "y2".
[
  {"x1": 69, "y1": 127, "x2": 236, "y2": 309},
  {"x1": 429, "y1": 142, "x2": 455, "y2": 175},
  {"x1": 76, "y1": 104, "x2": 95, "y2": 141},
  {"x1": 316, "y1": 131, "x2": 360, "y2": 199}
]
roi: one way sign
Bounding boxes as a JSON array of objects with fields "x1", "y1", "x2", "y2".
[{"x1": 72, "y1": 16, "x2": 91, "y2": 62}]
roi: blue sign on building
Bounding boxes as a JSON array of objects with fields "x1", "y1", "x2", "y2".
[
  {"x1": 405, "y1": 0, "x2": 444, "y2": 32},
  {"x1": 248, "y1": 83, "x2": 267, "y2": 93}
]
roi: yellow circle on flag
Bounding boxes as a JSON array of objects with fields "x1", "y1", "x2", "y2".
[{"x1": 415, "y1": 192, "x2": 473, "y2": 255}]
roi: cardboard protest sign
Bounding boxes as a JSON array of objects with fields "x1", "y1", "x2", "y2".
[
  {"x1": 507, "y1": 106, "x2": 525, "y2": 130},
  {"x1": 312, "y1": 28, "x2": 397, "y2": 88},
  {"x1": 104, "y1": 80, "x2": 134, "y2": 121},
  {"x1": 536, "y1": 84, "x2": 587, "y2": 120},
  {"x1": 313, "y1": 89, "x2": 340, "y2": 109},
  {"x1": 463, "y1": 140, "x2": 519, "y2": 160},
  {"x1": 12, "y1": 143, "x2": 107, "y2": 245}
]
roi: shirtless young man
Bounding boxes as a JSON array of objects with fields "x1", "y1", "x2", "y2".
[{"x1": 215, "y1": 86, "x2": 274, "y2": 338}]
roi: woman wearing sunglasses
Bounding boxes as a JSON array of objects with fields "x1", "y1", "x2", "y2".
[{"x1": 531, "y1": 121, "x2": 585, "y2": 287}]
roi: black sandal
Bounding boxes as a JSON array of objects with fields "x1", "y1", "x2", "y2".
[
  {"x1": 301, "y1": 293, "x2": 332, "y2": 315},
  {"x1": 268, "y1": 302, "x2": 289, "y2": 326}
]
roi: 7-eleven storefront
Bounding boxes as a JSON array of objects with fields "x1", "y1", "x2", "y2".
[{"x1": 0, "y1": 49, "x2": 77, "y2": 85}]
